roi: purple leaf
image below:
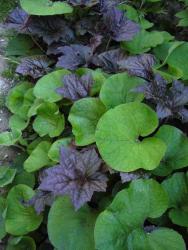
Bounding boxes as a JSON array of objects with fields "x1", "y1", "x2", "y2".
[
  {"x1": 56, "y1": 44, "x2": 93, "y2": 70},
  {"x1": 90, "y1": 35, "x2": 103, "y2": 52},
  {"x1": 28, "y1": 16, "x2": 75, "y2": 45},
  {"x1": 39, "y1": 146, "x2": 108, "y2": 210},
  {"x1": 93, "y1": 48, "x2": 127, "y2": 73},
  {"x1": 57, "y1": 73, "x2": 93, "y2": 101},
  {"x1": 26, "y1": 190, "x2": 55, "y2": 215},
  {"x1": 120, "y1": 171, "x2": 150, "y2": 183},
  {"x1": 68, "y1": 0, "x2": 98, "y2": 6},
  {"x1": 16, "y1": 55, "x2": 52, "y2": 79},
  {"x1": 5, "y1": 7, "x2": 29, "y2": 32},
  {"x1": 103, "y1": 7, "x2": 140, "y2": 42},
  {"x1": 99, "y1": 0, "x2": 121, "y2": 12},
  {"x1": 118, "y1": 54, "x2": 156, "y2": 80}
]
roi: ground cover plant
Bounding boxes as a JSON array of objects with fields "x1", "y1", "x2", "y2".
[{"x1": 0, "y1": 0, "x2": 188, "y2": 249}]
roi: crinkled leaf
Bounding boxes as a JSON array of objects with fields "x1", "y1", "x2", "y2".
[
  {"x1": 94, "y1": 179, "x2": 182, "y2": 250},
  {"x1": 33, "y1": 102, "x2": 65, "y2": 137},
  {"x1": 153, "y1": 125, "x2": 188, "y2": 176},
  {"x1": 100, "y1": 72, "x2": 144, "y2": 109},
  {"x1": 39, "y1": 147, "x2": 108, "y2": 210},
  {"x1": 29, "y1": 16, "x2": 75, "y2": 45},
  {"x1": 20, "y1": 0, "x2": 73, "y2": 15},
  {"x1": 16, "y1": 56, "x2": 52, "y2": 79},
  {"x1": 93, "y1": 49, "x2": 127, "y2": 73},
  {"x1": 57, "y1": 44, "x2": 93, "y2": 70},
  {"x1": 34, "y1": 69, "x2": 70, "y2": 103},
  {"x1": 103, "y1": 7, "x2": 140, "y2": 42},
  {"x1": 48, "y1": 196, "x2": 97, "y2": 250},
  {"x1": 48, "y1": 138, "x2": 72, "y2": 162},
  {"x1": 0, "y1": 166, "x2": 16, "y2": 187},
  {"x1": 24, "y1": 141, "x2": 51, "y2": 173},
  {"x1": 68, "y1": 98, "x2": 106, "y2": 146},
  {"x1": 118, "y1": 53, "x2": 156, "y2": 80},
  {"x1": 96, "y1": 102, "x2": 166, "y2": 172},
  {"x1": 162, "y1": 172, "x2": 188, "y2": 227},
  {"x1": 5, "y1": 184, "x2": 43, "y2": 235},
  {"x1": 57, "y1": 73, "x2": 93, "y2": 101}
]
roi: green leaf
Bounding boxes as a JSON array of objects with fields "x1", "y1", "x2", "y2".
[
  {"x1": 0, "y1": 130, "x2": 21, "y2": 146},
  {"x1": 68, "y1": 98, "x2": 106, "y2": 146},
  {"x1": 162, "y1": 172, "x2": 188, "y2": 227},
  {"x1": 5, "y1": 184, "x2": 43, "y2": 235},
  {"x1": 94, "y1": 179, "x2": 184, "y2": 250},
  {"x1": 33, "y1": 102, "x2": 65, "y2": 137},
  {"x1": 176, "y1": 9, "x2": 188, "y2": 27},
  {"x1": 48, "y1": 196, "x2": 97, "y2": 250},
  {"x1": 24, "y1": 141, "x2": 51, "y2": 172},
  {"x1": 95, "y1": 102, "x2": 166, "y2": 172},
  {"x1": 6, "y1": 82, "x2": 35, "y2": 119},
  {"x1": 9, "y1": 115, "x2": 29, "y2": 133},
  {"x1": 48, "y1": 138, "x2": 72, "y2": 162},
  {"x1": 153, "y1": 125, "x2": 188, "y2": 176},
  {"x1": 20, "y1": 0, "x2": 73, "y2": 15},
  {"x1": 100, "y1": 72, "x2": 144, "y2": 109},
  {"x1": 6, "y1": 236, "x2": 36, "y2": 250},
  {"x1": 0, "y1": 197, "x2": 6, "y2": 240},
  {"x1": 33, "y1": 69, "x2": 70, "y2": 103},
  {"x1": 122, "y1": 30, "x2": 173, "y2": 54},
  {"x1": 0, "y1": 166, "x2": 16, "y2": 187}
]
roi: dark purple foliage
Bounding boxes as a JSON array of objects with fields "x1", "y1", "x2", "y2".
[
  {"x1": 68, "y1": 0, "x2": 98, "y2": 6},
  {"x1": 16, "y1": 56, "x2": 52, "y2": 79},
  {"x1": 28, "y1": 16, "x2": 75, "y2": 45},
  {"x1": 56, "y1": 44, "x2": 93, "y2": 70},
  {"x1": 120, "y1": 171, "x2": 151, "y2": 183},
  {"x1": 5, "y1": 7, "x2": 29, "y2": 32},
  {"x1": 118, "y1": 53, "x2": 156, "y2": 80},
  {"x1": 93, "y1": 49, "x2": 127, "y2": 73},
  {"x1": 99, "y1": 0, "x2": 121, "y2": 12},
  {"x1": 26, "y1": 190, "x2": 55, "y2": 215},
  {"x1": 57, "y1": 73, "x2": 93, "y2": 101},
  {"x1": 39, "y1": 146, "x2": 108, "y2": 210},
  {"x1": 103, "y1": 7, "x2": 140, "y2": 42}
]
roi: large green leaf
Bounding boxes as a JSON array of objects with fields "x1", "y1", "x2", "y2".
[
  {"x1": 162, "y1": 172, "x2": 188, "y2": 227},
  {"x1": 153, "y1": 125, "x2": 188, "y2": 176},
  {"x1": 33, "y1": 69, "x2": 70, "y2": 103},
  {"x1": 0, "y1": 166, "x2": 16, "y2": 187},
  {"x1": 95, "y1": 179, "x2": 185, "y2": 250},
  {"x1": 48, "y1": 196, "x2": 97, "y2": 250},
  {"x1": 20, "y1": 0, "x2": 73, "y2": 15},
  {"x1": 5, "y1": 184, "x2": 43, "y2": 235},
  {"x1": 9, "y1": 115, "x2": 29, "y2": 133},
  {"x1": 0, "y1": 130, "x2": 21, "y2": 146},
  {"x1": 6, "y1": 82, "x2": 35, "y2": 119},
  {"x1": 68, "y1": 98, "x2": 106, "y2": 146},
  {"x1": 48, "y1": 138, "x2": 72, "y2": 162},
  {"x1": 100, "y1": 72, "x2": 144, "y2": 109},
  {"x1": 24, "y1": 141, "x2": 51, "y2": 172},
  {"x1": 122, "y1": 30, "x2": 173, "y2": 54},
  {"x1": 95, "y1": 102, "x2": 166, "y2": 172},
  {"x1": 0, "y1": 197, "x2": 6, "y2": 240},
  {"x1": 6, "y1": 236, "x2": 36, "y2": 250},
  {"x1": 33, "y1": 102, "x2": 65, "y2": 138}
]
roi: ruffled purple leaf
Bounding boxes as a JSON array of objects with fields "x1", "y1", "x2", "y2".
[
  {"x1": 28, "y1": 16, "x2": 75, "y2": 45},
  {"x1": 16, "y1": 55, "x2": 52, "y2": 79},
  {"x1": 56, "y1": 44, "x2": 93, "y2": 70},
  {"x1": 93, "y1": 48, "x2": 127, "y2": 73},
  {"x1": 99, "y1": 0, "x2": 121, "y2": 12},
  {"x1": 118, "y1": 53, "x2": 156, "y2": 80},
  {"x1": 39, "y1": 146, "x2": 108, "y2": 210},
  {"x1": 5, "y1": 7, "x2": 29, "y2": 32},
  {"x1": 103, "y1": 7, "x2": 140, "y2": 42},
  {"x1": 57, "y1": 73, "x2": 93, "y2": 101}
]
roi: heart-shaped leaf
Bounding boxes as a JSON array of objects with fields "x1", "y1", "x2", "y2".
[
  {"x1": 95, "y1": 179, "x2": 185, "y2": 250},
  {"x1": 162, "y1": 172, "x2": 188, "y2": 227},
  {"x1": 153, "y1": 125, "x2": 188, "y2": 176},
  {"x1": 20, "y1": 0, "x2": 73, "y2": 16},
  {"x1": 48, "y1": 196, "x2": 97, "y2": 250},
  {"x1": 5, "y1": 184, "x2": 43, "y2": 235},
  {"x1": 33, "y1": 69, "x2": 70, "y2": 103},
  {"x1": 68, "y1": 98, "x2": 106, "y2": 146},
  {"x1": 100, "y1": 72, "x2": 144, "y2": 109},
  {"x1": 95, "y1": 102, "x2": 166, "y2": 172}
]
